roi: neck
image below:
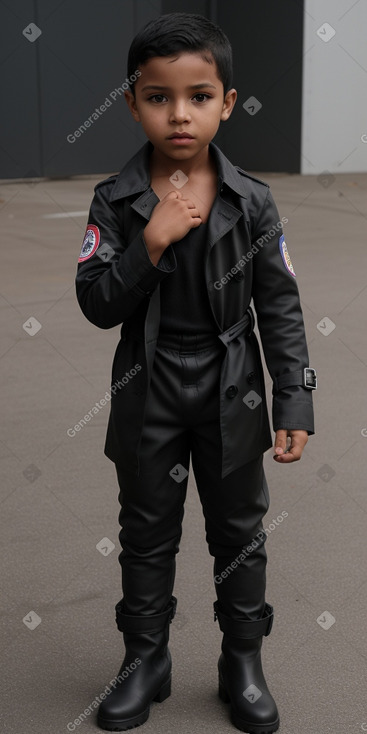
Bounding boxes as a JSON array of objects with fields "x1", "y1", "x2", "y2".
[{"x1": 149, "y1": 143, "x2": 216, "y2": 179}]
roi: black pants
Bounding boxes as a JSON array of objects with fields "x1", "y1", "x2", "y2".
[{"x1": 115, "y1": 332, "x2": 270, "y2": 622}]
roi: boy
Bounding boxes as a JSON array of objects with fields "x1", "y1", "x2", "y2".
[{"x1": 75, "y1": 12, "x2": 316, "y2": 734}]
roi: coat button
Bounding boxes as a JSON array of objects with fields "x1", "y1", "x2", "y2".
[
  {"x1": 234, "y1": 271, "x2": 244, "y2": 281},
  {"x1": 226, "y1": 385, "x2": 238, "y2": 398},
  {"x1": 247, "y1": 371, "x2": 256, "y2": 384}
]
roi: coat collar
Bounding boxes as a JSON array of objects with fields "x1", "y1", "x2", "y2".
[{"x1": 109, "y1": 139, "x2": 248, "y2": 202}]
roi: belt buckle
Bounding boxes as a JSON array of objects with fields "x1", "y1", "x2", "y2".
[{"x1": 303, "y1": 367, "x2": 317, "y2": 390}]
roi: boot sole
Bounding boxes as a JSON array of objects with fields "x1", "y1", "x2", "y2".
[
  {"x1": 218, "y1": 680, "x2": 280, "y2": 734},
  {"x1": 97, "y1": 677, "x2": 171, "y2": 731}
]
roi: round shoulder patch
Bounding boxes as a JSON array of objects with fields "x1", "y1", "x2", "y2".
[
  {"x1": 279, "y1": 234, "x2": 296, "y2": 277},
  {"x1": 78, "y1": 224, "x2": 100, "y2": 262}
]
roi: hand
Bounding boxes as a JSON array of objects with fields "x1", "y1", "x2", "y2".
[
  {"x1": 144, "y1": 190, "x2": 202, "y2": 251},
  {"x1": 273, "y1": 429, "x2": 308, "y2": 463}
]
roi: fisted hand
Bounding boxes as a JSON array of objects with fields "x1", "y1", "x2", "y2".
[
  {"x1": 273, "y1": 429, "x2": 308, "y2": 463},
  {"x1": 144, "y1": 190, "x2": 202, "y2": 250}
]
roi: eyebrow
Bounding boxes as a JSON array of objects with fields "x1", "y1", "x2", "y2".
[{"x1": 140, "y1": 83, "x2": 217, "y2": 92}]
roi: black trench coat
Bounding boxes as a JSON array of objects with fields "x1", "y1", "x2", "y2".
[{"x1": 75, "y1": 140, "x2": 314, "y2": 478}]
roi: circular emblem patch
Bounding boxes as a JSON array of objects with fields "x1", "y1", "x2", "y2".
[
  {"x1": 279, "y1": 234, "x2": 296, "y2": 277},
  {"x1": 78, "y1": 224, "x2": 100, "y2": 262}
]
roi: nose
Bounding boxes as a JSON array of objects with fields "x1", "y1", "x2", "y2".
[{"x1": 169, "y1": 99, "x2": 191, "y2": 124}]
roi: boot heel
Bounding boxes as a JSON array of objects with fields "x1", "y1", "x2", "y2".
[
  {"x1": 153, "y1": 677, "x2": 171, "y2": 703},
  {"x1": 218, "y1": 679, "x2": 230, "y2": 703}
]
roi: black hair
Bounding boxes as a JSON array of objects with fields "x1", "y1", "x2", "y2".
[{"x1": 127, "y1": 12, "x2": 233, "y2": 97}]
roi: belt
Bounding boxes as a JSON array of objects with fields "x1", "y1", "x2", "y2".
[
  {"x1": 156, "y1": 331, "x2": 221, "y2": 351},
  {"x1": 217, "y1": 306, "x2": 255, "y2": 347},
  {"x1": 124, "y1": 306, "x2": 255, "y2": 351}
]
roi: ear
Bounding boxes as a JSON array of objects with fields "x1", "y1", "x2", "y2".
[
  {"x1": 124, "y1": 90, "x2": 141, "y2": 122},
  {"x1": 221, "y1": 88, "x2": 237, "y2": 121}
]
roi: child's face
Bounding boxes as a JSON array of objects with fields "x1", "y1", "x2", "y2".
[{"x1": 124, "y1": 51, "x2": 237, "y2": 160}]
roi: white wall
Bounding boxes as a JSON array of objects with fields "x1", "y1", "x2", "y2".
[{"x1": 302, "y1": 0, "x2": 367, "y2": 174}]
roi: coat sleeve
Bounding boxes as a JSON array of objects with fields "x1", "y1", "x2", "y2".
[
  {"x1": 75, "y1": 180, "x2": 177, "y2": 329},
  {"x1": 251, "y1": 186, "x2": 315, "y2": 435}
]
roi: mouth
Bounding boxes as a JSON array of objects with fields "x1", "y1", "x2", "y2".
[{"x1": 167, "y1": 133, "x2": 194, "y2": 139}]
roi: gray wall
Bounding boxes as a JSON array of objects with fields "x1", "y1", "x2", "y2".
[
  {"x1": 301, "y1": 0, "x2": 367, "y2": 174},
  {"x1": 0, "y1": 0, "x2": 304, "y2": 179}
]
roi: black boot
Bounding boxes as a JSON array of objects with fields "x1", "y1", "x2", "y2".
[
  {"x1": 97, "y1": 596, "x2": 177, "y2": 731},
  {"x1": 214, "y1": 601, "x2": 279, "y2": 734}
]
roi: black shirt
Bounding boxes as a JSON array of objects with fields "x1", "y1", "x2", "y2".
[{"x1": 158, "y1": 215, "x2": 218, "y2": 335}]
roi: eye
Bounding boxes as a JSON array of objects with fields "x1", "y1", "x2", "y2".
[
  {"x1": 147, "y1": 94, "x2": 167, "y2": 103},
  {"x1": 193, "y1": 93, "x2": 211, "y2": 102}
]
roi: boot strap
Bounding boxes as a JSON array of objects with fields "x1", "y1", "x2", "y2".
[
  {"x1": 115, "y1": 595, "x2": 177, "y2": 633},
  {"x1": 213, "y1": 601, "x2": 274, "y2": 638}
]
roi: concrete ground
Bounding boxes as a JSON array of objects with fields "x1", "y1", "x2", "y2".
[{"x1": 1, "y1": 167, "x2": 367, "y2": 734}]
